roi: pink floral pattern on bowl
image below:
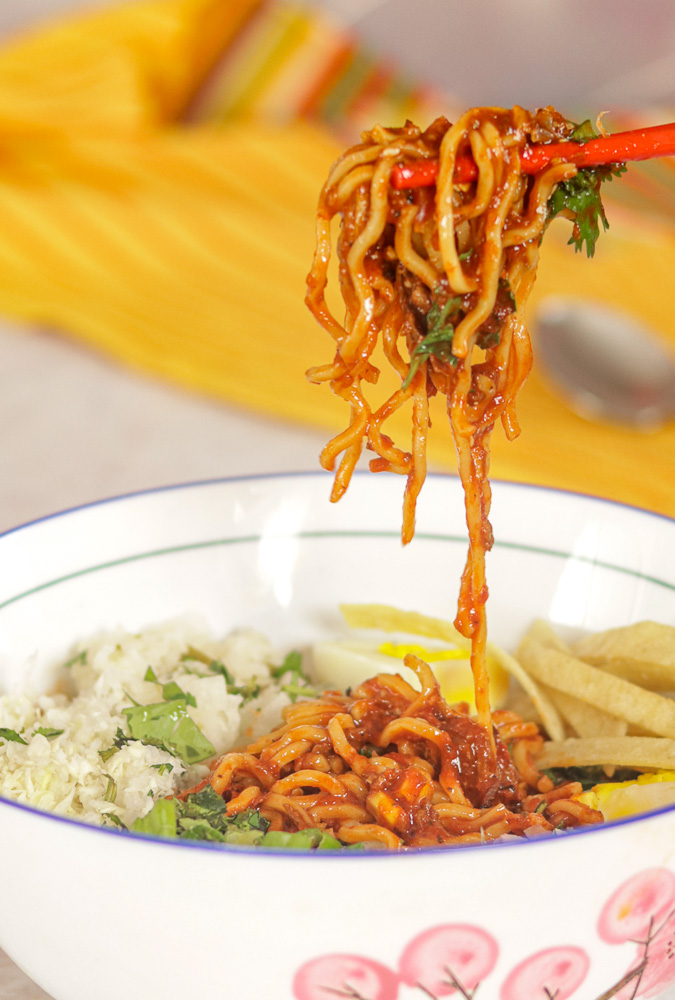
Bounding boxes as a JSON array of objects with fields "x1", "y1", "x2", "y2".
[
  {"x1": 398, "y1": 925, "x2": 499, "y2": 996},
  {"x1": 293, "y1": 955, "x2": 400, "y2": 1000},
  {"x1": 599, "y1": 870, "x2": 675, "y2": 999},
  {"x1": 500, "y1": 947, "x2": 589, "y2": 1000},
  {"x1": 292, "y1": 868, "x2": 675, "y2": 1000}
]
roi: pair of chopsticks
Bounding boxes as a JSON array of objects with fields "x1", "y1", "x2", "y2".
[{"x1": 391, "y1": 121, "x2": 675, "y2": 189}]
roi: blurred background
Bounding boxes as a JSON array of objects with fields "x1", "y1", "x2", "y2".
[
  {"x1": 3, "y1": 0, "x2": 675, "y2": 109},
  {"x1": 1, "y1": 3, "x2": 675, "y2": 991},
  {"x1": 0, "y1": 0, "x2": 674, "y2": 540}
]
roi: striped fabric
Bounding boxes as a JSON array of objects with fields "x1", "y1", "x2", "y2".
[
  {"x1": 188, "y1": 2, "x2": 448, "y2": 137},
  {"x1": 187, "y1": 5, "x2": 675, "y2": 225},
  {"x1": 0, "y1": 0, "x2": 673, "y2": 515}
]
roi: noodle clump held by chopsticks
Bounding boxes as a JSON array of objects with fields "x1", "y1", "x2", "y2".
[
  {"x1": 305, "y1": 107, "x2": 584, "y2": 734},
  {"x1": 190, "y1": 655, "x2": 601, "y2": 849},
  {"x1": 188, "y1": 108, "x2": 617, "y2": 850}
]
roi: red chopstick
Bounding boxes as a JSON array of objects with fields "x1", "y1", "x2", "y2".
[{"x1": 390, "y1": 121, "x2": 675, "y2": 189}]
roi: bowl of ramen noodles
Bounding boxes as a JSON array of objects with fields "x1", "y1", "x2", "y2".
[
  {"x1": 0, "y1": 471, "x2": 674, "y2": 1000},
  {"x1": 4, "y1": 103, "x2": 675, "y2": 999}
]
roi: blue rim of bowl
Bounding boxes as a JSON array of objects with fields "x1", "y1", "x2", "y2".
[
  {"x1": 2, "y1": 468, "x2": 675, "y2": 541},
  {"x1": 0, "y1": 470, "x2": 674, "y2": 856}
]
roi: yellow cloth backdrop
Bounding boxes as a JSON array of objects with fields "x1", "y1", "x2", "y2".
[{"x1": 0, "y1": 0, "x2": 674, "y2": 516}]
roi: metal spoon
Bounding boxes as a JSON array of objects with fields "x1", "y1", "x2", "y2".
[{"x1": 534, "y1": 297, "x2": 675, "y2": 429}]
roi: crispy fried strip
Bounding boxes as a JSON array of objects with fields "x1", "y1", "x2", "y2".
[{"x1": 518, "y1": 619, "x2": 675, "y2": 738}]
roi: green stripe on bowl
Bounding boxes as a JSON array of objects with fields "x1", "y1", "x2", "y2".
[{"x1": 0, "y1": 529, "x2": 673, "y2": 612}]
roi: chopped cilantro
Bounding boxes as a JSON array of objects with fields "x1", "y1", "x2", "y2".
[
  {"x1": 179, "y1": 817, "x2": 230, "y2": 842},
  {"x1": 272, "y1": 650, "x2": 320, "y2": 702},
  {"x1": 151, "y1": 762, "x2": 174, "y2": 775},
  {"x1": 271, "y1": 650, "x2": 303, "y2": 679},
  {"x1": 99, "y1": 728, "x2": 138, "y2": 762},
  {"x1": 131, "y1": 787, "x2": 268, "y2": 844},
  {"x1": 178, "y1": 785, "x2": 230, "y2": 822},
  {"x1": 162, "y1": 681, "x2": 197, "y2": 707},
  {"x1": 33, "y1": 727, "x2": 64, "y2": 740},
  {"x1": 403, "y1": 294, "x2": 462, "y2": 390},
  {"x1": 182, "y1": 647, "x2": 262, "y2": 704},
  {"x1": 144, "y1": 666, "x2": 197, "y2": 707},
  {"x1": 100, "y1": 726, "x2": 174, "y2": 763},
  {"x1": 281, "y1": 682, "x2": 322, "y2": 702},
  {"x1": 546, "y1": 119, "x2": 625, "y2": 257},
  {"x1": 569, "y1": 118, "x2": 599, "y2": 143},
  {"x1": 132, "y1": 797, "x2": 178, "y2": 838},
  {"x1": 0, "y1": 727, "x2": 27, "y2": 745},
  {"x1": 259, "y1": 828, "x2": 344, "y2": 851},
  {"x1": 547, "y1": 118, "x2": 626, "y2": 257},
  {"x1": 131, "y1": 787, "x2": 366, "y2": 850},
  {"x1": 103, "y1": 776, "x2": 117, "y2": 803},
  {"x1": 103, "y1": 814, "x2": 127, "y2": 830},
  {"x1": 64, "y1": 650, "x2": 87, "y2": 668},
  {"x1": 546, "y1": 164, "x2": 624, "y2": 257},
  {"x1": 209, "y1": 658, "x2": 237, "y2": 685},
  {"x1": 123, "y1": 700, "x2": 215, "y2": 765},
  {"x1": 542, "y1": 765, "x2": 639, "y2": 791}
]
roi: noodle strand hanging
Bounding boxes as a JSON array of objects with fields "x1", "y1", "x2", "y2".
[{"x1": 305, "y1": 107, "x2": 599, "y2": 735}]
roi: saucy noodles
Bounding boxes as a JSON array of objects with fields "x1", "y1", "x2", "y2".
[
  {"x1": 305, "y1": 107, "x2": 594, "y2": 735},
  {"x1": 193, "y1": 654, "x2": 602, "y2": 848},
  {"x1": 179, "y1": 108, "x2": 623, "y2": 850}
]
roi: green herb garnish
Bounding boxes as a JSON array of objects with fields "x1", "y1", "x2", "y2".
[
  {"x1": 546, "y1": 119, "x2": 626, "y2": 257},
  {"x1": 132, "y1": 788, "x2": 365, "y2": 850},
  {"x1": 132, "y1": 787, "x2": 268, "y2": 844},
  {"x1": 0, "y1": 727, "x2": 27, "y2": 745},
  {"x1": 542, "y1": 765, "x2": 639, "y2": 792},
  {"x1": 272, "y1": 650, "x2": 320, "y2": 702},
  {"x1": 144, "y1": 666, "x2": 197, "y2": 708},
  {"x1": 99, "y1": 725, "x2": 174, "y2": 763},
  {"x1": 182, "y1": 647, "x2": 262, "y2": 704},
  {"x1": 569, "y1": 118, "x2": 599, "y2": 143},
  {"x1": 259, "y1": 828, "x2": 345, "y2": 851},
  {"x1": 64, "y1": 650, "x2": 87, "y2": 668},
  {"x1": 103, "y1": 814, "x2": 127, "y2": 830},
  {"x1": 547, "y1": 165, "x2": 624, "y2": 257},
  {"x1": 271, "y1": 650, "x2": 303, "y2": 679},
  {"x1": 151, "y1": 762, "x2": 174, "y2": 775},
  {"x1": 280, "y1": 682, "x2": 322, "y2": 702},
  {"x1": 123, "y1": 700, "x2": 215, "y2": 765},
  {"x1": 104, "y1": 776, "x2": 117, "y2": 803},
  {"x1": 132, "y1": 797, "x2": 178, "y2": 838},
  {"x1": 33, "y1": 727, "x2": 64, "y2": 740},
  {"x1": 402, "y1": 294, "x2": 462, "y2": 390}
]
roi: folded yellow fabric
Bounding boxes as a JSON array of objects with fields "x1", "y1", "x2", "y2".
[
  {"x1": 0, "y1": 0, "x2": 673, "y2": 518},
  {"x1": 0, "y1": 0, "x2": 262, "y2": 135}
]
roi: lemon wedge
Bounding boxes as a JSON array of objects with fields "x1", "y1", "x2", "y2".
[
  {"x1": 576, "y1": 770, "x2": 675, "y2": 820},
  {"x1": 310, "y1": 640, "x2": 509, "y2": 710}
]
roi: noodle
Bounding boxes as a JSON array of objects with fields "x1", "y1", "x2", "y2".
[
  {"x1": 191, "y1": 655, "x2": 601, "y2": 848},
  {"x1": 305, "y1": 107, "x2": 581, "y2": 738},
  {"x1": 180, "y1": 108, "x2": 619, "y2": 851}
]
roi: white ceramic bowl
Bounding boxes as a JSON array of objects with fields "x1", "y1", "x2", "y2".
[{"x1": 0, "y1": 472, "x2": 674, "y2": 1000}]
